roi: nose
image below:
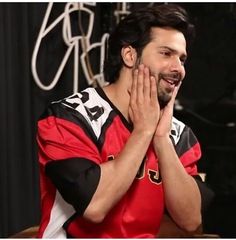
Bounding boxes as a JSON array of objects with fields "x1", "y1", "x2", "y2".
[
  {"x1": 169, "y1": 57, "x2": 185, "y2": 77},
  {"x1": 170, "y1": 56, "x2": 182, "y2": 69}
]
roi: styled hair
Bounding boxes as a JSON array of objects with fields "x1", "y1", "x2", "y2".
[{"x1": 104, "y1": 4, "x2": 195, "y2": 83}]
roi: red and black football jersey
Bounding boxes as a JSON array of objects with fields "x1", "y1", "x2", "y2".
[{"x1": 37, "y1": 87, "x2": 201, "y2": 238}]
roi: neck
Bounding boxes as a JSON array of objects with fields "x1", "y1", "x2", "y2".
[{"x1": 103, "y1": 82, "x2": 131, "y2": 121}]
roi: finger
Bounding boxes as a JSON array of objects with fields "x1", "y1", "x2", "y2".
[
  {"x1": 131, "y1": 68, "x2": 138, "y2": 104},
  {"x1": 169, "y1": 81, "x2": 182, "y2": 105},
  {"x1": 150, "y1": 75, "x2": 158, "y2": 103},
  {"x1": 137, "y1": 64, "x2": 144, "y2": 102},
  {"x1": 143, "y1": 66, "x2": 150, "y2": 99}
]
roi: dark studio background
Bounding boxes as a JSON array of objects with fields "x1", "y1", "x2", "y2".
[{"x1": 1, "y1": 2, "x2": 236, "y2": 238}]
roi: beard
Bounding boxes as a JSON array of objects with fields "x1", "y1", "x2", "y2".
[
  {"x1": 134, "y1": 59, "x2": 180, "y2": 109},
  {"x1": 156, "y1": 71, "x2": 182, "y2": 108},
  {"x1": 157, "y1": 87, "x2": 172, "y2": 109},
  {"x1": 157, "y1": 93, "x2": 171, "y2": 109}
]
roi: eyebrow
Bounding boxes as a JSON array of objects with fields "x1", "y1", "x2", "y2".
[{"x1": 159, "y1": 46, "x2": 187, "y2": 59}]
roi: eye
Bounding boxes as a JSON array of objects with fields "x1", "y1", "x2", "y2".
[{"x1": 160, "y1": 51, "x2": 171, "y2": 57}]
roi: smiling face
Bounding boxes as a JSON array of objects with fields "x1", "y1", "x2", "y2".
[{"x1": 137, "y1": 27, "x2": 187, "y2": 108}]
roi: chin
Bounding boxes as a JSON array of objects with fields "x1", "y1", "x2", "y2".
[{"x1": 158, "y1": 94, "x2": 171, "y2": 109}]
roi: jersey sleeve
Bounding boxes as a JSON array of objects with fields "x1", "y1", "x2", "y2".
[
  {"x1": 172, "y1": 125, "x2": 215, "y2": 213},
  {"x1": 174, "y1": 126, "x2": 201, "y2": 176},
  {"x1": 37, "y1": 103, "x2": 101, "y2": 215}
]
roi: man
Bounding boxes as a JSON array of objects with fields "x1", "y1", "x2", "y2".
[{"x1": 37, "y1": 4, "x2": 208, "y2": 238}]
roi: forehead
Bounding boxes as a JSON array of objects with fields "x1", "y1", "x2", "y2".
[{"x1": 149, "y1": 27, "x2": 187, "y2": 55}]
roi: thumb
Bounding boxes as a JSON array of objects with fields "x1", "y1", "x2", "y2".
[{"x1": 169, "y1": 81, "x2": 182, "y2": 106}]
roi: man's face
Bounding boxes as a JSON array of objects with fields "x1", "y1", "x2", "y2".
[{"x1": 137, "y1": 27, "x2": 187, "y2": 108}]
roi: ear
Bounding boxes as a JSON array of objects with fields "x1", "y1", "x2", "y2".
[{"x1": 121, "y1": 46, "x2": 137, "y2": 68}]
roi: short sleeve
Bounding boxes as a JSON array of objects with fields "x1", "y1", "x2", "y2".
[{"x1": 174, "y1": 126, "x2": 201, "y2": 176}]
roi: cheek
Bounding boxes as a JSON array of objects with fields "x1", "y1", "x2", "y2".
[
  {"x1": 141, "y1": 54, "x2": 162, "y2": 68},
  {"x1": 148, "y1": 61, "x2": 163, "y2": 75},
  {"x1": 181, "y1": 69, "x2": 186, "y2": 80}
]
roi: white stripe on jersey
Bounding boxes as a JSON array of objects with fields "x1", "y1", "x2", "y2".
[
  {"x1": 170, "y1": 117, "x2": 185, "y2": 145},
  {"x1": 42, "y1": 191, "x2": 75, "y2": 238}
]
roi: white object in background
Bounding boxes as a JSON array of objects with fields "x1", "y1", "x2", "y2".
[
  {"x1": 114, "y1": 2, "x2": 130, "y2": 24},
  {"x1": 32, "y1": 2, "x2": 108, "y2": 93},
  {"x1": 80, "y1": 33, "x2": 109, "y2": 87}
]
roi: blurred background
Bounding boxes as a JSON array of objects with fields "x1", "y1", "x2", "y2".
[{"x1": 1, "y1": 2, "x2": 236, "y2": 237}]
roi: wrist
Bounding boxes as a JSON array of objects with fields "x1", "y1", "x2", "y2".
[
  {"x1": 133, "y1": 127, "x2": 155, "y2": 138},
  {"x1": 153, "y1": 135, "x2": 172, "y2": 152},
  {"x1": 153, "y1": 134, "x2": 170, "y2": 143}
]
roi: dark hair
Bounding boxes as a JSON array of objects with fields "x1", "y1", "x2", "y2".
[{"x1": 104, "y1": 4, "x2": 195, "y2": 83}]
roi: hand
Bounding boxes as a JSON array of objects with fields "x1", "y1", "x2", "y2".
[
  {"x1": 154, "y1": 82, "x2": 181, "y2": 139},
  {"x1": 129, "y1": 64, "x2": 160, "y2": 136}
]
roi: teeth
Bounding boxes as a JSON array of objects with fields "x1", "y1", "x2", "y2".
[
  {"x1": 167, "y1": 80, "x2": 174, "y2": 84},
  {"x1": 163, "y1": 78, "x2": 179, "y2": 86},
  {"x1": 165, "y1": 79, "x2": 175, "y2": 85}
]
